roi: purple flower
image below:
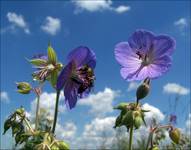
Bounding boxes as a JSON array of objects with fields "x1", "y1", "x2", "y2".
[
  {"x1": 169, "y1": 114, "x2": 177, "y2": 124},
  {"x1": 114, "y1": 29, "x2": 176, "y2": 81},
  {"x1": 56, "y1": 46, "x2": 96, "y2": 109}
]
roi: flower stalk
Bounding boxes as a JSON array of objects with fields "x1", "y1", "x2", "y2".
[
  {"x1": 52, "y1": 90, "x2": 61, "y2": 133},
  {"x1": 24, "y1": 117, "x2": 35, "y2": 134},
  {"x1": 145, "y1": 125, "x2": 173, "y2": 150},
  {"x1": 35, "y1": 95, "x2": 40, "y2": 130},
  {"x1": 129, "y1": 125, "x2": 134, "y2": 150}
]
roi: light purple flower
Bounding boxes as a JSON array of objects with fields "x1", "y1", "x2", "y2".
[
  {"x1": 56, "y1": 46, "x2": 96, "y2": 109},
  {"x1": 115, "y1": 29, "x2": 176, "y2": 81}
]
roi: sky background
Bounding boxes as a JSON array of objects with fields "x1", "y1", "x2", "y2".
[{"x1": 0, "y1": 0, "x2": 191, "y2": 149}]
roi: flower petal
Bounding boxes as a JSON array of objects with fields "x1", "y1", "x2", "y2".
[
  {"x1": 128, "y1": 30, "x2": 155, "y2": 54},
  {"x1": 32, "y1": 54, "x2": 48, "y2": 60},
  {"x1": 120, "y1": 63, "x2": 142, "y2": 81},
  {"x1": 56, "y1": 61, "x2": 76, "y2": 91},
  {"x1": 64, "y1": 81, "x2": 79, "y2": 109},
  {"x1": 115, "y1": 42, "x2": 142, "y2": 67},
  {"x1": 67, "y1": 46, "x2": 96, "y2": 69},
  {"x1": 134, "y1": 55, "x2": 172, "y2": 79},
  {"x1": 153, "y1": 35, "x2": 176, "y2": 58}
]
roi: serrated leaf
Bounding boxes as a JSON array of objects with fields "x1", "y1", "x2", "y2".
[
  {"x1": 30, "y1": 59, "x2": 47, "y2": 66},
  {"x1": 3, "y1": 118, "x2": 12, "y2": 134},
  {"x1": 141, "y1": 112, "x2": 147, "y2": 127},
  {"x1": 48, "y1": 45, "x2": 57, "y2": 64},
  {"x1": 58, "y1": 141, "x2": 69, "y2": 150},
  {"x1": 113, "y1": 102, "x2": 128, "y2": 110},
  {"x1": 141, "y1": 109, "x2": 150, "y2": 112}
]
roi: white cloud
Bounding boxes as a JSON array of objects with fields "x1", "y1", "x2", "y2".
[
  {"x1": 186, "y1": 113, "x2": 191, "y2": 129},
  {"x1": 79, "y1": 88, "x2": 119, "y2": 117},
  {"x1": 41, "y1": 16, "x2": 61, "y2": 35},
  {"x1": 29, "y1": 92, "x2": 65, "y2": 120},
  {"x1": 174, "y1": 18, "x2": 188, "y2": 28},
  {"x1": 0, "y1": 91, "x2": 10, "y2": 103},
  {"x1": 142, "y1": 103, "x2": 165, "y2": 125},
  {"x1": 114, "y1": 5, "x2": 131, "y2": 14},
  {"x1": 55, "y1": 122, "x2": 77, "y2": 140},
  {"x1": 72, "y1": 0, "x2": 130, "y2": 14},
  {"x1": 6, "y1": 12, "x2": 30, "y2": 34},
  {"x1": 127, "y1": 81, "x2": 140, "y2": 91},
  {"x1": 163, "y1": 83, "x2": 190, "y2": 95},
  {"x1": 71, "y1": 103, "x2": 165, "y2": 149},
  {"x1": 74, "y1": 116, "x2": 116, "y2": 149}
]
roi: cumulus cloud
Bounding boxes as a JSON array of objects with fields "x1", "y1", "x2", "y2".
[
  {"x1": 127, "y1": 82, "x2": 140, "y2": 91},
  {"x1": 28, "y1": 92, "x2": 65, "y2": 120},
  {"x1": 71, "y1": 103, "x2": 165, "y2": 149},
  {"x1": 79, "y1": 88, "x2": 119, "y2": 117},
  {"x1": 186, "y1": 114, "x2": 191, "y2": 131},
  {"x1": 41, "y1": 16, "x2": 61, "y2": 35},
  {"x1": 0, "y1": 91, "x2": 10, "y2": 103},
  {"x1": 142, "y1": 103, "x2": 165, "y2": 124},
  {"x1": 163, "y1": 83, "x2": 190, "y2": 95},
  {"x1": 72, "y1": 0, "x2": 130, "y2": 14},
  {"x1": 55, "y1": 122, "x2": 77, "y2": 140},
  {"x1": 6, "y1": 12, "x2": 30, "y2": 34},
  {"x1": 174, "y1": 18, "x2": 188, "y2": 28},
  {"x1": 114, "y1": 5, "x2": 131, "y2": 14}
]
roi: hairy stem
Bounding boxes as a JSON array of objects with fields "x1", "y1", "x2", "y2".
[
  {"x1": 129, "y1": 125, "x2": 134, "y2": 150},
  {"x1": 24, "y1": 118, "x2": 34, "y2": 134},
  {"x1": 52, "y1": 90, "x2": 60, "y2": 133},
  {"x1": 146, "y1": 132, "x2": 152, "y2": 150},
  {"x1": 145, "y1": 125, "x2": 173, "y2": 150},
  {"x1": 35, "y1": 95, "x2": 40, "y2": 130}
]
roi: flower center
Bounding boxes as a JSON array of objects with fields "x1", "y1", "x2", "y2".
[
  {"x1": 72, "y1": 65, "x2": 95, "y2": 95},
  {"x1": 136, "y1": 51, "x2": 152, "y2": 66}
]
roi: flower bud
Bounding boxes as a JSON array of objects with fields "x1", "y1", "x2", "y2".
[
  {"x1": 134, "y1": 116, "x2": 143, "y2": 129},
  {"x1": 16, "y1": 82, "x2": 32, "y2": 94},
  {"x1": 121, "y1": 110, "x2": 134, "y2": 128},
  {"x1": 150, "y1": 145, "x2": 159, "y2": 150},
  {"x1": 58, "y1": 141, "x2": 69, "y2": 150},
  {"x1": 169, "y1": 128, "x2": 180, "y2": 144},
  {"x1": 136, "y1": 78, "x2": 150, "y2": 101},
  {"x1": 15, "y1": 107, "x2": 25, "y2": 116},
  {"x1": 113, "y1": 102, "x2": 128, "y2": 110}
]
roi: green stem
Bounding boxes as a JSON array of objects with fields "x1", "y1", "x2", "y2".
[
  {"x1": 24, "y1": 118, "x2": 34, "y2": 134},
  {"x1": 129, "y1": 125, "x2": 134, "y2": 150},
  {"x1": 146, "y1": 132, "x2": 152, "y2": 150},
  {"x1": 35, "y1": 95, "x2": 40, "y2": 130},
  {"x1": 52, "y1": 90, "x2": 60, "y2": 133}
]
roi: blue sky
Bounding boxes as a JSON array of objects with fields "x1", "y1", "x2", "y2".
[{"x1": 0, "y1": 0, "x2": 190, "y2": 149}]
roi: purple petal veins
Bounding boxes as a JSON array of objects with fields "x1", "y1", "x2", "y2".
[
  {"x1": 115, "y1": 29, "x2": 175, "y2": 81},
  {"x1": 57, "y1": 46, "x2": 96, "y2": 109}
]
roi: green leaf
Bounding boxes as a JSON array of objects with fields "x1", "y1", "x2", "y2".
[
  {"x1": 15, "y1": 107, "x2": 25, "y2": 116},
  {"x1": 58, "y1": 141, "x2": 70, "y2": 150},
  {"x1": 30, "y1": 59, "x2": 47, "y2": 66},
  {"x1": 50, "y1": 71, "x2": 58, "y2": 88},
  {"x1": 113, "y1": 102, "x2": 128, "y2": 110},
  {"x1": 3, "y1": 118, "x2": 12, "y2": 134},
  {"x1": 141, "y1": 112, "x2": 147, "y2": 127},
  {"x1": 141, "y1": 109, "x2": 150, "y2": 112},
  {"x1": 48, "y1": 44, "x2": 57, "y2": 64}
]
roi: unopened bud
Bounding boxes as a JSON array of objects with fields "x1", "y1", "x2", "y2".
[
  {"x1": 134, "y1": 116, "x2": 143, "y2": 129},
  {"x1": 113, "y1": 102, "x2": 128, "y2": 110},
  {"x1": 15, "y1": 107, "x2": 25, "y2": 116},
  {"x1": 136, "y1": 78, "x2": 150, "y2": 101},
  {"x1": 16, "y1": 82, "x2": 32, "y2": 94},
  {"x1": 58, "y1": 141, "x2": 69, "y2": 150},
  {"x1": 169, "y1": 128, "x2": 180, "y2": 144},
  {"x1": 122, "y1": 110, "x2": 133, "y2": 127},
  {"x1": 151, "y1": 145, "x2": 159, "y2": 150}
]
